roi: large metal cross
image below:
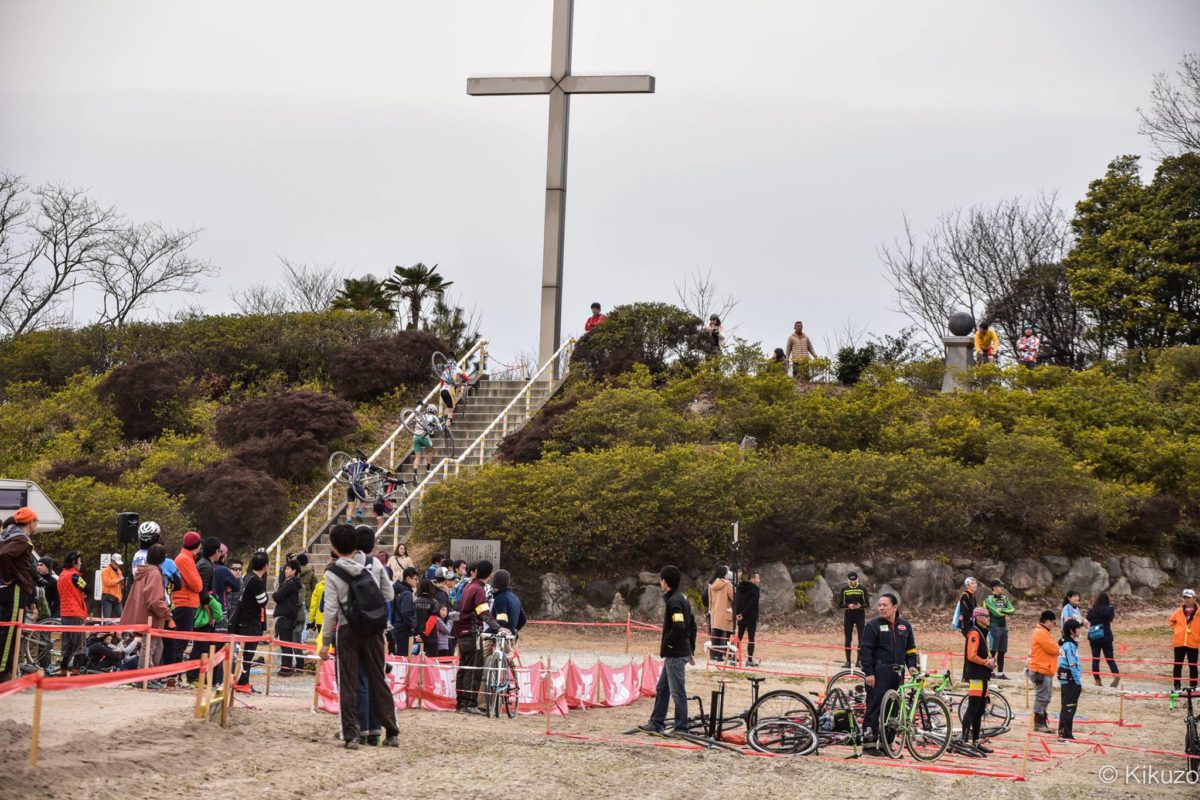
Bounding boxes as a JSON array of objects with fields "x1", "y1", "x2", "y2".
[{"x1": 468, "y1": 0, "x2": 654, "y2": 366}]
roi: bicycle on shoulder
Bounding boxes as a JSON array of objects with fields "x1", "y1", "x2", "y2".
[
  {"x1": 327, "y1": 449, "x2": 412, "y2": 522},
  {"x1": 1169, "y1": 688, "x2": 1200, "y2": 778},
  {"x1": 480, "y1": 628, "x2": 520, "y2": 719},
  {"x1": 401, "y1": 404, "x2": 455, "y2": 451},
  {"x1": 877, "y1": 665, "x2": 953, "y2": 761}
]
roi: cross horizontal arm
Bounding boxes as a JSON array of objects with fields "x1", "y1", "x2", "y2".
[
  {"x1": 560, "y1": 74, "x2": 655, "y2": 94},
  {"x1": 467, "y1": 76, "x2": 557, "y2": 96}
]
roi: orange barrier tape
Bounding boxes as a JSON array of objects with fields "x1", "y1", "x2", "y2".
[
  {"x1": 38, "y1": 655, "x2": 208, "y2": 692},
  {"x1": 155, "y1": 628, "x2": 271, "y2": 643},
  {"x1": 15, "y1": 622, "x2": 150, "y2": 634},
  {"x1": 0, "y1": 672, "x2": 41, "y2": 699}
]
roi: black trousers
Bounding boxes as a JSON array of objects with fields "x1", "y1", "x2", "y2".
[
  {"x1": 187, "y1": 623, "x2": 215, "y2": 682},
  {"x1": 1090, "y1": 638, "x2": 1119, "y2": 677},
  {"x1": 60, "y1": 616, "x2": 84, "y2": 672},
  {"x1": 336, "y1": 626, "x2": 397, "y2": 741},
  {"x1": 736, "y1": 617, "x2": 757, "y2": 659},
  {"x1": 961, "y1": 680, "x2": 989, "y2": 741},
  {"x1": 164, "y1": 606, "x2": 195, "y2": 665},
  {"x1": 864, "y1": 665, "x2": 901, "y2": 736},
  {"x1": 275, "y1": 617, "x2": 299, "y2": 671},
  {"x1": 236, "y1": 640, "x2": 259, "y2": 687},
  {"x1": 843, "y1": 612, "x2": 864, "y2": 663},
  {"x1": 1058, "y1": 682, "x2": 1081, "y2": 738},
  {"x1": 455, "y1": 634, "x2": 483, "y2": 709},
  {"x1": 1174, "y1": 646, "x2": 1199, "y2": 689}
]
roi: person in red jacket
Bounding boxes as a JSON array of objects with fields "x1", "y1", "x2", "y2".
[
  {"x1": 584, "y1": 302, "x2": 606, "y2": 332},
  {"x1": 57, "y1": 551, "x2": 88, "y2": 675},
  {"x1": 165, "y1": 531, "x2": 203, "y2": 669}
]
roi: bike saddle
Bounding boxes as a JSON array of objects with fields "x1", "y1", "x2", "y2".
[{"x1": 747, "y1": 676, "x2": 768, "y2": 685}]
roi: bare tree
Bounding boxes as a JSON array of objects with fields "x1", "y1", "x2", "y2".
[
  {"x1": 1138, "y1": 52, "x2": 1200, "y2": 158},
  {"x1": 880, "y1": 194, "x2": 1076, "y2": 355},
  {"x1": 232, "y1": 257, "x2": 344, "y2": 315},
  {"x1": 822, "y1": 318, "x2": 869, "y2": 358},
  {"x1": 674, "y1": 267, "x2": 738, "y2": 325},
  {"x1": 0, "y1": 182, "x2": 119, "y2": 336},
  {"x1": 91, "y1": 223, "x2": 216, "y2": 326}
]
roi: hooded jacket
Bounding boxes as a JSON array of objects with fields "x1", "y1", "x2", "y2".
[
  {"x1": 491, "y1": 586, "x2": 527, "y2": 634},
  {"x1": 119, "y1": 564, "x2": 172, "y2": 628},
  {"x1": 1170, "y1": 605, "x2": 1198, "y2": 649},
  {"x1": 0, "y1": 524, "x2": 35, "y2": 596},
  {"x1": 708, "y1": 577, "x2": 734, "y2": 632},
  {"x1": 734, "y1": 580, "x2": 760, "y2": 622}
]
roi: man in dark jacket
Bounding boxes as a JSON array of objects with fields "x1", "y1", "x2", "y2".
[
  {"x1": 490, "y1": 570, "x2": 527, "y2": 636},
  {"x1": 231, "y1": 552, "x2": 270, "y2": 692},
  {"x1": 639, "y1": 565, "x2": 697, "y2": 734},
  {"x1": 0, "y1": 508, "x2": 38, "y2": 681},
  {"x1": 272, "y1": 560, "x2": 302, "y2": 674},
  {"x1": 391, "y1": 567, "x2": 418, "y2": 656},
  {"x1": 839, "y1": 570, "x2": 868, "y2": 668},
  {"x1": 734, "y1": 571, "x2": 761, "y2": 667},
  {"x1": 453, "y1": 560, "x2": 495, "y2": 714},
  {"x1": 859, "y1": 593, "x2": 919, "y2": 746}
]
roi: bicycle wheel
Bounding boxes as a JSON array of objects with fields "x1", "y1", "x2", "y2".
[
  {"x1": 748, "y1": 689, "x2": 818, "y2": 732},
  {"x1": 878, "y1": 689, "x2": 905, "y2": 759},
  {"x1": 431, "y1": 352, "x2": 451, "y2": 382},
  {"x1": 352, "y1": 472, "x2": 383, "y2": 503},
  {"x1": 1186, "y1": 717, "x2": 1199, "y2": 777},
  {"x1": 908, "y1": 694, "x2": 952, "y2": 762},
  {"x1": 826, "y1": 668, "x2": 865, "y2": 698},
  {"x1": 19, "y1": 617, "x2": 60, "y2": 674},
  {"x1": 401, "y1": 408, "x2": 421, "y2": 435},
  {"x1": 748, "y1": 719, "x2": 818, "y2": 755},
  {"x1": 502, "y1": 663, "x2": 520, "y2": 719},
  {"x1": 956, "y1": 689, "x2": 1012, "y2": 732},
  {"x1": 328, "y1": 451, "x2": 355, "y2": 483},
  {"x1": 481, "y1": 652, "x2": 503, "y2": 718}
]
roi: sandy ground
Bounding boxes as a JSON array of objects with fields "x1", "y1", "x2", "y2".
[{"x1": 1, "y1": 608, "x2": 1196, "y2": 800}]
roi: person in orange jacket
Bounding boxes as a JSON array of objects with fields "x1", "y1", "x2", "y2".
[
  {"x1": 1026, "y1": 610, "x2": 1061, "y2": 733},
  {"x1": 57, "y1": 551, "x2": 88, "y2": 674},
  {"x1": 101, "y1": 553, "x2": 124, "y2": 619},
  {"x1": 1169, "y1": 588, "x2": 1199, "y2": 690},
  {"x1": 165, "y1": 531, "x2": 203, "y2": 668}
]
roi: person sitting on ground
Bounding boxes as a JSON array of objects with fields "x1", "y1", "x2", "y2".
[
  {"x1": 1169, "y1": 588, "x2": 1199, "y2": 690},
  {"x1": 230, "y1": 551, "x2": 270, "y2": 693},
  {"x1": 638, "y1": 565, "x2": 697, "y2": 735},
  {"x1": 85, "y1": 631, "x2": 125, "y2": 671},
  {"x1": 57, "y1": 551, "x2": 88, "y2": 675},
  {"x1": 983, "y1": 579, "x2": 1014, "y2": 680},
  {"x1": 584, "y1": 302, "x2": 606, "y2": 333},
  {"x1": 1027, "y1": 610, "x2": 1060, "y2": 734},
  {"x1": 954, "y1": 577, "x2": 977, "y2": 639},
  {"x1": 318, "y1": 523, "x2": 400, "y2": 750},
  {"x1": 1016, "y1": 324, "x2": 1040, "y2": 367},
  {"x1": 707, "y1": 564, "x2": 734, "y2": 663},
  {"x1": 490, "y1": 570, "x2": 526, "y2": 637},
  {"x1": 1057, "y1": 619, "x2": 1083, "y2": 741},
  {"x1": 960, "y1": 607, "x2": 997, "y2": 755},
  {"x1": 272, "y1": 560, "x2": 303, "y2": 675},
  {"x1": 120, "y1": 543, "x2": 174, "y2": 670},
  {"x1": 974, "y1": 321, "x2": 999, "y2": 365},
  {"x1": 734, "y1": 570, "x2": 761, "y2": 667},
  {"x1": 100, "y1": 553, "x2": 124, "y2": 619},
  {"x1": 118, "y1": 633, "x2": 142, "y2": 671},
  {"x1": 1086, "y1": 591, "x2": 1119, "y2": 688},
  {"x1": 859, "y1": 593, "x2": 918, "y2": 748}
]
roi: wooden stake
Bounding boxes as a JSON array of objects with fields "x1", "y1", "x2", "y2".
[
  {"x1": 194, "y1": 653, "x2": 208, "y2": 720},
  {"x1": 625, "y1": 612, "x2": 631, "y2": 654},
  {"x1": 28, "y1": 670, "x2": 43, "y2": 767},
  {"x1": 220, "y1": 636, "x2": 234, "y2": 728},
  {"x1": 10, "y1": 625, "x2": 22, "y2": 681},
  {"x1": 142, "y1": 616, "x2": 154, "y2": 691},
  {"x1": 1019, "y1": 701, "x2": 1035, "y2": 779},
  {"x1": 204, "y1": 644, "x2": 216, "y2": 721},
  {"x1": 311, "y1": 650, "x2": 322, "y2": 712},
  {"x1": 1119, "y1": 692, "x2": 1125, "y2": 726},
  {"x1": 1024, "y1": 672, "x2": 1030, "y2": 710},
  {"x1": 265, "y1": 643, "x2": 273, "y2": 697}
]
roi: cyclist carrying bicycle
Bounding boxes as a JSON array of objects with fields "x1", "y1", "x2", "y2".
[
  {"x1": 437, "y1": 359, "x2": 470, "y2": 425},
  {"x1": 411, "y1": 404, "x2": 441, "y2": 475},
  {"x1": 859, "y1": 593, "x2": 918, "y2": 748}
]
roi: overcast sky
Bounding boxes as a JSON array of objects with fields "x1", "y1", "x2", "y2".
[{"x1": 2, "y1": 0, "x2": 1197, "y2": 364}]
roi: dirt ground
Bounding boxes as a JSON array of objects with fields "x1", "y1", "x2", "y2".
[{"x1": 1, "y1": 607, "x2": 1196, "y2": 800}]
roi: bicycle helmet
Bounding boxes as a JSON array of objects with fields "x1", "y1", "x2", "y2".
[{"x1": 137, "y1": 520, "x2": 162, "y2": 545}]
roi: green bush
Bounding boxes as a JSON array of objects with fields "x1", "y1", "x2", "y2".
[{"x1": 570, "y1": 302, "x2": 708, "y2": 379}]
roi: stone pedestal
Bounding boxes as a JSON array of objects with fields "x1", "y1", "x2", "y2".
[{"x1": 941, "y1": 335, "x2": 973, "y2": 392}]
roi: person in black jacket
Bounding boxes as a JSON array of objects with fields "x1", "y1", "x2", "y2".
[
  {"x1": 639, "y1": 565, "x2": 697, "y2": 734},
  {"x1": 839, "y1": 571, "x2": 868, "y2": 668},
  {"x1": 391, "y1": 567, "x2": 419, "y2": 656},
  {"x1": 859, "y1": 593, "x2": 919, "y2": 746},
  {"x1": 1085, "y1": 592, "x2": 1119, "y2": 688},
  {"x1": 734, "y1": 571, "x2": 761, "y2": 667},
  {"x1": 272, "y1": 560, "x2": 302, "y2": 675},
  {"x1": 955, "y1": 578, "x2": 978, "y2": 639},
  {"x1": 960, "y1": 607, "x2": 996, "y2": 754},
  {"x1": 230, "y1": 552, "x2": 269, "y2": 691}
]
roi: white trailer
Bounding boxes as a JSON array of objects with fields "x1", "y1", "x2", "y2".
[{"x1": 0, "y1": 478, "x2": 64, "y2": 531}]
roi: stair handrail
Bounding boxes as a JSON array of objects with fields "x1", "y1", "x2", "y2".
[
  {"x1": 265, "y1": 338, "x2": 489, "y2": 575},
  {"x1": 375, "y1": 337, "x2": 575, "y2": 541}
]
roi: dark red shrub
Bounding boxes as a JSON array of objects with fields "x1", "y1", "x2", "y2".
[
  {"x1": 95, "y1": 359, "x2": 196, "y2": 440},
  {"x1": 214, "y1": 390, "x2": 358, "y2": 446},
  {"x1": 232, "y1": 431, "x2": 326, "y2": 480},
  {"x1": 327, "y1": 329, "x2": 448, "y2": 401},
  {"x1": 44, "y1": 458, "x2": 124, "y2": 485},
  {"x1": 183, "y1": 461, "x2": 289, "y2": 551}
]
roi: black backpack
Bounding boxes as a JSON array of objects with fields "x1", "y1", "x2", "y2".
[{"x1": 327, "y1": 563, "x2": 388, "y2": 637}]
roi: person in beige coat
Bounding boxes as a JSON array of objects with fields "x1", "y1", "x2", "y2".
[{"x1": 707, "y1": 565, "x2": 735, "y2": 663}]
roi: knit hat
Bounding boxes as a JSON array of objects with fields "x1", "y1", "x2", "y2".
[
  {"x1": 182, "y1": 531, "x2": 201, "y2": 549},
  {"x1": 492, "y1": 570, "x2": 511, "y2": 592},
  {"x1": 972, "y1": 606, "x2": 989, "y2": 621},
  {"x1": 13, "y1": 507, "x2": 37, "y2": 524}
]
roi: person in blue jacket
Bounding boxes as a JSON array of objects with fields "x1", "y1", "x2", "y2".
[
  {"x1": 489, "y1": 570, "x2": 526, "y2": 635},
  {"x1": 1057, "y1": 618, "x2": 1083, "y2": 741}
]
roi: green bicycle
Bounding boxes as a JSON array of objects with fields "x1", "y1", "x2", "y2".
[
  {"x1": 878, "y1": 665, "x2": 953, "y2": 761},
  {"x1": 926, "y1": 668, "x2": 1012, "y2": 736}
]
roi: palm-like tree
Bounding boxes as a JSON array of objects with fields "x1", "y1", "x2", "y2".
[
  {"x1": 385, "y1": 263, "x2": 453, "y2": 330},
  {"x1": 331, "y1": 276, "x2": 396, "y2": 317}
]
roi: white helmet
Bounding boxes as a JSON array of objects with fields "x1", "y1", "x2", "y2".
[{"x1": 137, "y1": 520, "x2": 161, "y2": 545}]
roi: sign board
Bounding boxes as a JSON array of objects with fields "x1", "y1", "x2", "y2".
[{"x1": 450, "y1": 538, "x2": 500, "y2": 569}]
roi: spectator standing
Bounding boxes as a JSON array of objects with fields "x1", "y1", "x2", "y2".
[
  {"x1": 230, "y1": 552, "x2": 270, "y2": 693},
  {"x1": 352, "y1": 524, "x2": 394, "y2": 744},
  {"x1": 414, "y1": 578, "x2": 439, "y2": 657},
  {"x1": 490, "y1": 570, "x2": 526, "y2": 636},
  {"x1": 100, "y1": 554, "x2": 124, "y2": 619},
  {"x1": 425, "y1": 553, "x2": 444, "y2": 581},
  {"x1": 272, "y1": 560, "x2": 303, "y2": 675},
  {"x1": 839, "y1": 570, "x2": 867, "y2": 668},
  {"x1": 734, "y1": 570, "x2": 761, "y2": 667},
  {"x1": 391, "y1": 567, "x2": 418, "y2": 656},
  {"x1": 960, "y1": 607, "x2": 996, "y2": 754},
  {"x1": 0, "y1": 508, "x2": 38, "y2": 681},
  {"x1": 36, "y1": 556, "x2": 59, "y2": 618},
  {"x1": 449, "y1": 560, "x2": 470, "y2": 606},
  {"x1": 859, "y1": 593, "x2": 918, "y2": 748},
  {"x1": 212, "y1": 553, "x2": 243, "y2": 630},
  {"x1": 1016, "y1": 324, "x2": 1040, "y2": 367},
  {"x1": 453, "y1": 559, "x2": 495, "y2": 714},
  {"x1": 57, "y1": 551, "x2": 88, "y2": 674},
  {"x1": 707, "y1": 565, "x2": 734, "y2": 663},
  {"x1": 1169, "y1": 589, "x2": 1199, "y2": 690},
  {"x1": 120, "y1": 544, "x2": 173, "y2": 669},
  {"x1": 1057, "y1": 619, "x2": 1083, "y2": 741},
  {"x1": 388, "y1": 543, "x2": 415, "y2": 577},
  {"x1": 1085, "y1": 592, "x2": 1120, "y2": 688},
  {"x1": 983, "y1": 580, "x2": 1014, "y2": 679},
  {"x1": 784, "y1": 321, "x2": 818, "y2": 380},
  {"x1": 318, "y1": 524, "x2": 399, "y2": 749},
  {"x1": 1027, "y1": 610, "x2": 1060, "y2": 734},
  {"x1": 308, "y1": 574, "x2": 326, "y2": 636},
  {"x1": 296, "y1": 553, "x2": 315, "y2": 643},
  {"x1": 638, "y1": 565, "x2": 696, "y2": 734},
  {"x1": 706, "y1": 315, "x2": 725, "y2": 352},
  {"x1": 584, "y1": 302, "x2": 606, "y2": 332},
  {"x1": 954, "y1": 577, "x2": 978, "y2": 639},
  {"x1": 131, "y1": 521, "x2": 161, "y2": 574},
  {"x1": 974, "y1": 322, "x2": 999, "y2": 365},
  {"x1": 1060, "y1": 590, "x2": 1083, "y2": 633},
  {"x1": 165, "y1": 532, "x2": 203, "y2": 669}
]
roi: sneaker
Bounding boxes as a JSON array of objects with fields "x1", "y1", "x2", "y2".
[
  {"x1": 464, "y1": 706, "x2": 487, "y2": 716},
  {"x1": 344, "y1": 739, "x2": 360, "y2": 750},
  {"x1": 746, "y1": 658, "x2": 760, "y2": 667},
  {"x1": 637, "y1": 723, "x2": 666, "y2": 734},
  {"x1": 382, "y1": 735, "x2": 400, "y2": 748},
  {"x1": 146, "y1": 680, "x2": 166, "y2": 690},
  {"x1": 995, "y1": 673, "x2": 1009, "y2": 681},
  {"x1": 975, "y1": 741, "x2": 994, "y2": 754},
  {"x1": 842, "y1": 661, "x2": 852, "y2": 669}
]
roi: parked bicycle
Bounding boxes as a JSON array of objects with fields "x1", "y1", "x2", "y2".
[
  {"x1": 327, "y1": 450, "x2": 412, "y2": 522},
  {"x1": 480, "y1": 629, "x2": 520, "y2": 719},
  {"x1": 1169, "y1": 688, "x2": 1200, "y2": 777},
  {"x1": 877, "y1": 665, "x2": 953, "y2": 762},
  {"x1": 18, "y1": 616, "x2": 60, "y2": 676}
]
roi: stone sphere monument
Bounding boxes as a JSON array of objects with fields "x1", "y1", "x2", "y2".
[{"x1": 948, "y1": 310, "x2": 975, "y2": 336}]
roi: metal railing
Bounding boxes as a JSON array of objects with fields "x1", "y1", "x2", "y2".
[
  {"x1": 264, "y1": 338, "x2": 490, "y2": 577},
  {"x1": 375, "y1": 338, "x2": 575, "y2": 544}
]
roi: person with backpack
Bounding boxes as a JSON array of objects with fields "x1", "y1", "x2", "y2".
[
  {"x1": 231, "y1": 551, "x2": 270, "y2": 693},
  {"x1": 839, "y1": 570, "x2": 867, "y2": 668},
  {"x1": 1027, "y1": 610, "x2": 1060, "y2": 734},
  {"x1": 317, "y1": 523, "x2": 399, "y2": 749},
  {"x1": 953, "y1": 577, "x2": 977, "y2": 640},
  {"x1": 1086, "y1": 592, "x2": 1119, "y2": 688},
  {"x1": 983, "y1": 580, "x2": 1014, "y2": 680},
  {"x1": 453, "y1": 559, "x2": 496, "y2": 714},
  {"x1": 1057, "y1": 619, "x2": 1083, "y2": 741},
  {"x1": 960, "y1": 607, "x2": 997, "y2": 755},
  {"x1": 272, "y1": 560, "x2": 303, "y2": 675},
  {"x1": 391, "y1": 567, "x2": 418, "y2": 656},
  {"x1": 57, "y1": 551, "x2": 88, "y2": 675}
]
